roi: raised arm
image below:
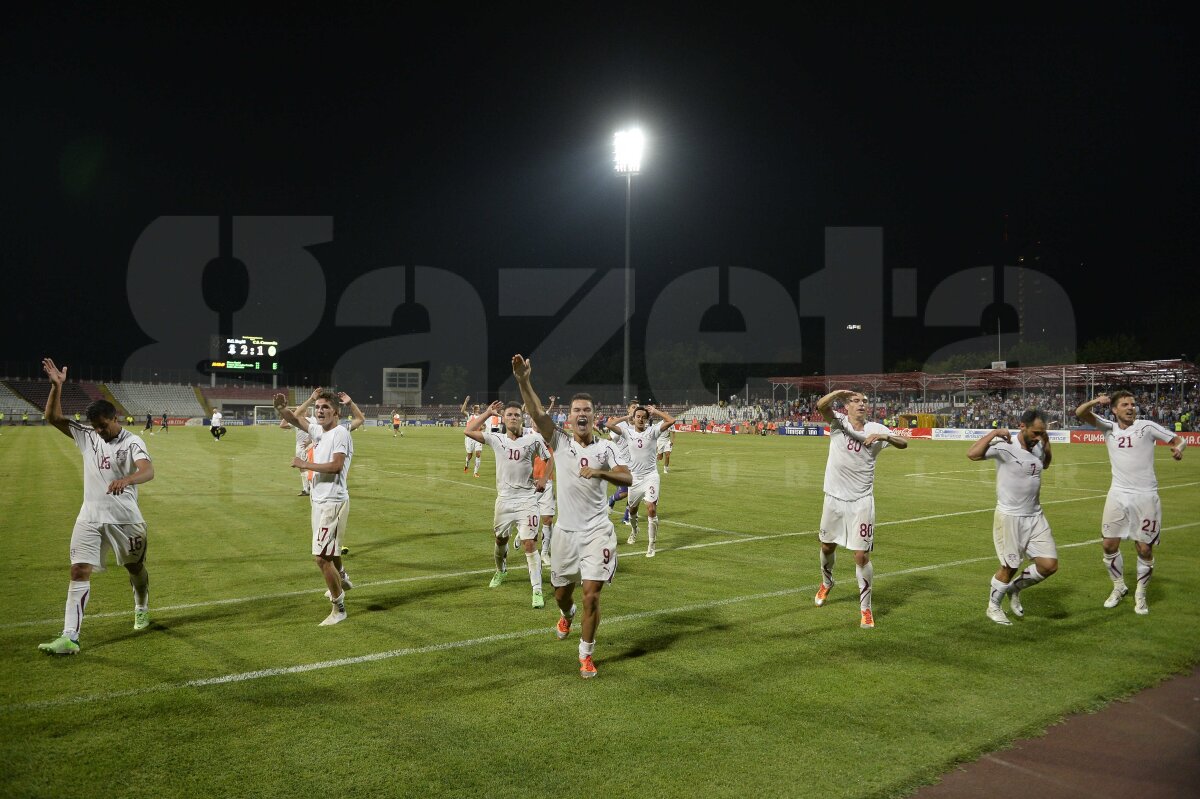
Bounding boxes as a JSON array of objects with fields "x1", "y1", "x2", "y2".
[
  {"x1": 646, "y1": 404, "x2": 676, "y2": 432},
  {"x1": 967, "y1": 428, "x2": 1010, "y2": 461},
  {"x1": 459, "y1": 395, "x2": 471, "y2": 419},
  {"x1": 512, "y1": 355, "x2": 554, "y2": 440},
  {"x1": 273, "y1": 393, "x2": 311, "y2": 433},
  {"x1": 816, "y1": 389, "x2": 854, "y2": 424},
  {"x1": 338, "y1": 392, "x2": 366, "y2": 431},
  {"x1": 465, "y1": 400, "x2": 502, "y2": 443},
  {"x1": 1075, "y1": 394, "x2": 1111, "y2": 427},
  {"x1": 41, "y1": 358, "x2": 73, "y2": 437}
]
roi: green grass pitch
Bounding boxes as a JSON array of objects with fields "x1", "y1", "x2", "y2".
[{"x1": 0, "y1": 424, "x2": 1196, "y2": 798}]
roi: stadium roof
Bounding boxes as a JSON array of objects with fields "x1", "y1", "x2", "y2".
[{"x1": 769, "y1": 360, "x2": 1199, "y2": 393}]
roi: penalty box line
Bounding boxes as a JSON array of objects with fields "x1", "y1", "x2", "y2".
[
  {"x1": 6, "y1": 481, "x2": 1197, "y2": 632},
  {"x1": 3, "y1": 534, "x2": 1149, "y2": 713}
]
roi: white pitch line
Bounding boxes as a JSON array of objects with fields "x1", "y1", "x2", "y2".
[
  {"x1": 9, "y1": 483, "x2": 1195, "y2": 632},
  {"x1": 0, "y1": 538, "x2": 1110, "y2": 713}
]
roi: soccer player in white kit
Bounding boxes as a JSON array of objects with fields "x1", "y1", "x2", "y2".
[
  {"x1": 275, "y1": 390, "x2": 355, "y2": 626},
  {"x1": 814, "y1": 389, "x2": 907, "y2": 629},
  {"x1": 280, "y1": 388, "x2": 320, "y2": 495},
  {"x1": 968, "y1": 409, "x2": 1058, "y2": 626},
  {"x1": 460, "y1": 397, "x2": 484, "y2": 476},
  {"x1": 656, "y1": 423, "x2": 674, "y2": 473},
  {"x1": 604, "y1": 404, "x2": 676, "y2": 557},
  {"x1": 466, "y1": 400, "x2": 553, "y2": 607},
  {"x1": 513, "y1": 355, "x2": 631, "y2": 678},
  {"x1": 210, "y1": 407, "x2": 225, "y2": 441},
  {"x1": 1076, "y1": 391, "x2": 1186, "y2": 614},
  {"x1": 39, "y1": 358, "x2": 155, "y2": 655}
]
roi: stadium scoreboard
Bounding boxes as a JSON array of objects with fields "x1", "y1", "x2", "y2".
[{"x1": 208, "y1": 335, "x2": 280, "y2": 373}]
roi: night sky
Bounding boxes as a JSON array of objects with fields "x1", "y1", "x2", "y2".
[{"x1": 4, "y1": 10, "x2": 1196, "y2": 399}]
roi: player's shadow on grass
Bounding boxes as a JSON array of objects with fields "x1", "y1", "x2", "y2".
[
  {"x1": 605, "y1": 611, "x2": 731, "y2": 663},
  {"x1": 362, "y1": 581, "x2": 476, "y2": 613}
]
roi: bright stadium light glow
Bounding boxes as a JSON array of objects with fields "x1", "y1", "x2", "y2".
[{"x1": 614, "y1": 128, "x2": 645, "y2": 174}]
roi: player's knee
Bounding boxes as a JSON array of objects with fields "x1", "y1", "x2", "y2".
[
  {"x1": 1101, "y1": 538, "x2": 1121, "y2": 555},
  {"x1": 69, "y1": 563, "x2": 92, "y2": 581},
  {"x1": 1039, "y1": 559, "x2": 1059, "y2": 576}
]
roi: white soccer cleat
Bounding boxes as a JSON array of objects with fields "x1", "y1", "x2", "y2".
[
  {"x1": 1134, "y1": 593, "x2": 1149, "y2": 615},
  {"x1": 1008, "y1": 591, "x2": 1024, "y2": 618},
  {"x1": 626, "y1": 532, "x2": 637, "y2": 545},
  {"x1": 1103, "y1": 584, "x2": 1128, "y2": 609},
  {"x1": 986, "y1": 604, "x2": 1012, "y2": 626},
  {"x1": 646, "y1": 541, "x2": 656, "y2": 558},
  {"x1": 320, "y1": 607, "x2": 347, "y2": 626}
]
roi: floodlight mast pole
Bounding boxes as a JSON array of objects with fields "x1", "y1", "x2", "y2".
[{"x1": 623, "y1": 171, "x2": 632, "y2": 405}]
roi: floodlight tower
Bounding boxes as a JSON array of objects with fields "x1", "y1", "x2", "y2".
[{"x1": 614, "y1": 127, "x2": 644, "y2": 405}]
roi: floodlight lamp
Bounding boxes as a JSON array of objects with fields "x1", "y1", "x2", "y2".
[{"x1": 614, "y1": 128, "x2": 645, "y2": 174}]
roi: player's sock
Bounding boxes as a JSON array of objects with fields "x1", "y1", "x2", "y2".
[
  {"x1": 989, "y1": 577, "x2": 1008, "y2": 607},
  {"x1": 330, "y1": 592, "x2": 345, "y2": 613},
  {"x1": 630, "y1": 516, "x2": 639, "y2": 540},
  {"x1": 648, "y1": 516, "x2": 658, "y2": 546},
  {"x1": 63, "y1": 580, "x2": 90, "y2": 641},
  {"x1": 820, "y1": 549, "x2": 836, "y2": 587},
  {"x1": 473, "y1": 458, "x2": 480, "y2": 476},
  {"x1": 129, "y1": 569, "x2": 149, "y2": 612},
  {"x1": 1009, "y1": 564, "x2": 1046, "y2": 593},
  {"x1": 495, "y1": 539, "x2": 508, "y2": 572},
  {"x1": 855, "y1": 562, "x2": 873, "y2": 612},
  {"x1": 1103, "y1": 550, "x2": 1125, "y2": 585},
  {"x1": 578, "y1": 639, "x2": 595, "y2": 659},
  {"x1": 1136, "y1": 557, "x2": 1154, "y2": 593},
  {"x1": 526, "y1": 551, "x2": 542, "y2": 591},
  {"x1": 622, "y1": 506, "x2": 630, "y2": 523}
]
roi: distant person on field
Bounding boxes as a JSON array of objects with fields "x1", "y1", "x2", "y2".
[
  {"x1": 38, "y1": 358, "x2": 155, "y2": 655},
  {"x1": 210, "y1": 408, "x2": 226, "y2": 441},
  {"x1": 968, "y1": 409, "x2": 1057, "y2": 626},
  {"x1": 1076, "y1": 391, "x2": 1185, "y2": 615},
  {"x1": 814, "y1": 389, "x2": 908, "y2": 630},
  {"x1": 160, "y1": 411, "x2": 169, "y2": 433}
]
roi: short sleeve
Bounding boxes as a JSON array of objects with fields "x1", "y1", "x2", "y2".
[
  {"x1": 607, "y1": 443, "x2": 629, "y2": 468},
  {"x1": 1145, "y1": 422, "x2": 1176, "y2": 444},
  {"x1": 1092, "y1": 416, "x2": 1114, "y2": 431},
  {"x1": 330, "y1": 427, "x2": 352, "y2": 456},
  {"x1": 983, "y1": 442, "x2": 1008, "y2": 461},
  {"x1": 128, "y1": 435, "x2": 152, "y2": 463},
  {"x1": 68, "y1": 420, "x2": 92, "y2": 452}
]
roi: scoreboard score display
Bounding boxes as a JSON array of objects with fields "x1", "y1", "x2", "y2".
[{"x1": 208, "y1": 335, "x2": 280, "y2": 373}]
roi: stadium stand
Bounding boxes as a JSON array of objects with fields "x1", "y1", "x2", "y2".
[
  {"x1": 106, "y1": 382, "x2": 206, "y2": 417},
  {"x1": 5, "y1": 379, "x2": 93, "y2": 416},
  {"x1": 199, "y1": 386, "x2": 279, "y2": 406},
  {"x1": 0, "y1": 382, "x2": 41, "y2": 415}
]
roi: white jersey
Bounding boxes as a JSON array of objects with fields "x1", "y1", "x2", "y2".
[
  {"x1": 985, "y1": 439, "x2": 1046, "y2": 516},
  {"x1": 607, "y1": 429, "x2": 631, "y2": 460},
  {"x1": 295, "y1": 417, "x2": 316, "y2": 449},
  {"x1": 552, "y1": 429, "x2": 629, "y2": 530},
  {"x1": 211, "y1": 411, "x2": 223, "y2": 427},
  {"x1": 484, "y1": 431, "x2": 550, "y2": 503},
  {"x1": 823, "y1": 412, "x2": 890, "y2": 501},
  {"x1": 1094, "y1": 417, "x2": 1175, "y2": 494},
  {"x1": 308, "y1": 422, "x2": 353, "y2": 502},
  {"x1": 69, "y1": 422, "x2": 150, "y2": 524},
  {"x1": 613, "y1": 421, "x2": 662, "y2": 479}
]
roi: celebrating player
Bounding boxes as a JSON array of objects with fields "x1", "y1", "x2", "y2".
[
  {"x1": 465, "y1": 400, "x2": 553, "y2": 607},
  {"x1": 814, "y1": 389, "x2": 907, "y2": 629},
  {"x1": 460, "y1": 397, "x2": 484, "y2": 476},
  {"x1": 604, "y1": 403, "x2": 676, "y2": 557},
  {"x1": 513, "y1": 355, "x2": 631, "y2": 678},
  {"x1": 275, "y1": 389, "x2": 354, "y2": 626},
  {"x1": 1076, "y1": 391, "x2": 1186, "y2": 614},
  {"x1": 968, "y1": 409, "x2": 1057, "y2": 626},
  {"x1": 38, "y1": 358, "x2": 155, "y2": 655}
]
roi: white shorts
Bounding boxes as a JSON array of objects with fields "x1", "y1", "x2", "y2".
[
  {"x1": 494, "y1": 498, "x2": 539, "y2": 542},
  {"x1": 818, "y1": 494, "x2": 875, "y2": 551},
  {"x1": 550, "y1": 521, "x2": 618, "y2": 588},
  {"x1": 657, "y1": 437, "x2": 672, "y2": 454},
  {"x1": 535, "y1": 481, "x2": 556, "y2": 519},
  {"x1": 312, "y1": 500, "x2": 349, "y2": 557},
  {"x1": 1102, "y1": 490, "x2": 1163, "y2": 545},
  {"x1": 628, "y1": 472, "x2": 661, "y2": 507},
  {"x1": 69, "y1": 521, "x2": 148, "y2": 571},
  {"x1": 464, "y1": 437, "x2": 482, "y2": 454},
  {"x1": 992, "y1": 511, "x2": 1057, "y2": 568}
]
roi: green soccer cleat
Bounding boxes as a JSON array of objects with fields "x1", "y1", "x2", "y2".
[
  {"x1": 133, "y1": 609, "x2": 150, "y2": 631},
  {"x1": 488, "y1": 570, "x2": 507, "y2": 588},
  {"x1": 38, "y1": 636, "x2": 80, "y2": 655},
  {"x1": 532, "y1": 589, "x2": 545, "y2": 609}
]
